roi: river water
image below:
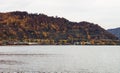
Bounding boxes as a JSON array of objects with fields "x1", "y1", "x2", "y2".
[{"x1": 0, "y1": 46, "x2": 120, "y2": 73}]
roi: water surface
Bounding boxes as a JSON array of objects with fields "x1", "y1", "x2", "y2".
[{"x1": 0, "y1": 46, "x2": 120, "y2": 73}]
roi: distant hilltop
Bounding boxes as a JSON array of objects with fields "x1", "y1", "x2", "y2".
[
  {"x1": 0, "y1": 11, "x2": 119, "y2": 45},
  {"x1": 108, "y1": 27, "x2": 120, "y2": 39}
]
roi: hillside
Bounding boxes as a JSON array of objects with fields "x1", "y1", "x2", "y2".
[
  {"x1": 108, "y1": 27, "x2": 120, "y2": 39},
  {"x1": 0, "y1": 11, "x2": 119, "y2": 45}
]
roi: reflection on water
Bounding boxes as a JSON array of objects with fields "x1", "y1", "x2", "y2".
[
  {"x1": 0, "y1": 46, "x2": 120, "y2": 73},
  {"x1": 0, "y1": 60, "x2": 24, "y2": 66}
]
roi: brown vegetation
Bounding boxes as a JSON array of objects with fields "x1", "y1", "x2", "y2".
[{"x1": 0, "y1": 11, "x2": 119, "y2": 45}]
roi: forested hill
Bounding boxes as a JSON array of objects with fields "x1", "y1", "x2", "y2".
[{"x1": 0, "y1": 11, "x2": 119, "y2": 45}]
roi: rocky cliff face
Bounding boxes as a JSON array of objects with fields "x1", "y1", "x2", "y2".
[{"x1": 0, "y1": 11, "x2": 119, "y2": 45}]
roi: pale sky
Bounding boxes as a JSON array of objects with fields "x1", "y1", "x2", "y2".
[{"x1": 0, "y1": 0, "x2": 120, "y2": 29}]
